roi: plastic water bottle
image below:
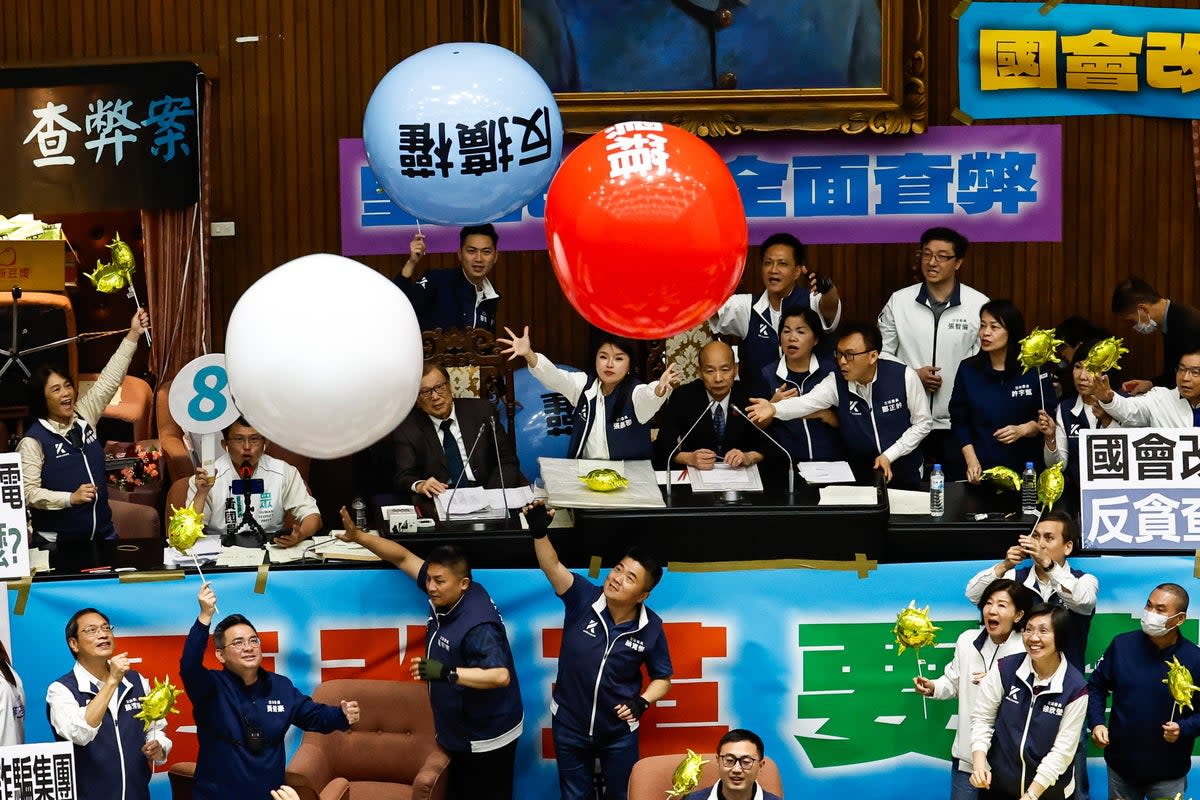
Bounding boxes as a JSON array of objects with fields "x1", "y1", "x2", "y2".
[
  {"x1": 929, "y1": 464, "x2": 944, "y2": 517},
  {"x1": 352, "y1": 497, "x2": 368, "y2": 531},
  {"x1": 1021, "y1": 462, "x2": 1038, "y2": 515}
]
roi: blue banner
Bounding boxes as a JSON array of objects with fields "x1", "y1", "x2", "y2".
[
  {"x1": 10, "y1": 557, "x2": 1199, "y2": 798},
  {"x1": 958, "y1": 2, "x2": 1200, "y2": 120}
]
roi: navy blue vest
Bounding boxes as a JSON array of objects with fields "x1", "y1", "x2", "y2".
[
  {"x1": 49, "y1": 669, "x2": 151, "y2": 800},
  {"x1": 760, "y1": 359, "x2": 841, "y2": 462},
  {"x1": 989, "y1": 654, "x2": 1088, "y2": 800},
  {"x1": 835, "y1": 360, "x2": 921, "y2": 487},
  {"x1": 1013, "y1": 565, "x2": 1093, "y2": 672},
  {"x1": 402, "y1": 268, "x2": 498, "y2": 333},
  {"x1": 25, "y1": 419, "x2": 114, "y2": 541},
  {"x1": 567, "y1": 377, "x2": 652, "y2": 460},
  {"x1": 425, "y1": 578, "x2": 523, "y2": 752},
  {"x1": 738, "y1": 288, "x2": 815, "y2": 382},
  {"x1": 1059, "y1": 404, "x2": 1090, "y2": 511}
]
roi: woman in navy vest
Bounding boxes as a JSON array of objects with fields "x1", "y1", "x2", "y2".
[
  {"x1": 17, "y1": 309, "x2": 149, "y2": 543},
  {"x1": 1036, "y1": 338, "x2": 1117, "y2": 511},
  {"x1": 950, "y1": 300, "x2": 1058, "y2": 483},
  {"x1": 499, "y1": 325, "x2": 680, "y2": 460},
  {"x1": 755, "y1": 306, "x2": 842, "y2": 463},
  {"x1": 969, "y1": 604, "x2": 1088, "y2": 800}
]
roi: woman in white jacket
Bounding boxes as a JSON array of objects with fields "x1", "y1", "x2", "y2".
[
  {"x1": 914, "y1": 579, "x2": 1032, "y2": 800},
  {"x1": 0, "y1": 640, "x2": 25, "y2": 745}
]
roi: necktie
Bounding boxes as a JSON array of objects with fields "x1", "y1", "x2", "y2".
[
  {"x1": 440, "y1": 419, "x2": 466, "y2": 482},
  {"x1": 713, "y1": 403, "x2": 726, "y2": 452}
]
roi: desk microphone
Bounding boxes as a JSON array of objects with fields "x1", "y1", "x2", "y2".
[
  {"x1": 442, "y1": 417, "x2": 507, "y2": 521},
  {"x1": 728, "y1": 403, "x2": 797, "y2": 502},
  {"x1": 664, "y1": 399, "x2": 717, "y2": 507}
]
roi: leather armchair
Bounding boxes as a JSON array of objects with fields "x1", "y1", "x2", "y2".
[{"x1": 286, "y1": 679, "x2": 450, "y2": 800}]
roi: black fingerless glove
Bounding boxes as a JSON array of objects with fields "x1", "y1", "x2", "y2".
[
  {"x1": 525, "y1": 503, "x2": 552, "y2": 538},
  {"x1": 418, "y1": 658, "x2": 447, "y2": 681},
  {"x1": 625, "y1": 695, "x2": 649, "y2": 719},
  {"x1": 813, "y1": 273, "x2": 834, "y2": 294}
]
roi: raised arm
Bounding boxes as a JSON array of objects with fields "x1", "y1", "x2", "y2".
[
  {"x1": 337, "y1": 507, "x2": 423, "y2": 579},
  {"x1": 527, "y1": 502, "x2": 572, "y2": 595}
]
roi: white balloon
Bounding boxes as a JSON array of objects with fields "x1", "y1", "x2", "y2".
[{"x1": 225, "y1": 254, "x2": 423, "y2": 459}]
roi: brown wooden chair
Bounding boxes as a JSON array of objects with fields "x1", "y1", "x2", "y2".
[
  {"x1": 627, "y1": 752, "x2": 784, "y2": 800},
  {"x1": 421, "y1": 327, "x2": 516, "y2": 431}
]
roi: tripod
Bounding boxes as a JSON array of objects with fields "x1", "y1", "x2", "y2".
[{"x1": 0, "y1": 287, "x2": 83, "y2": 380}]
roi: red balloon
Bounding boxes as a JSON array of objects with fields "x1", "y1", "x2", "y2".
[{"x1": 544, "y1": 121, "x2": 747, "y2": 339}]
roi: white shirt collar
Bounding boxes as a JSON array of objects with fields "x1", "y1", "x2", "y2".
[{"x1": 427, "y1": 406, "x2": 460, "y2": 431}]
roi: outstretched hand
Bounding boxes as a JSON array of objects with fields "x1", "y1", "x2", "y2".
[{"x1": 497, "y1": 326, "x2": 531, "y2": 361}]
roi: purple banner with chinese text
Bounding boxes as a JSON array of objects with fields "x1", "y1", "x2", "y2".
[{"x1": 339, "y1": 124, "x2": 1062, "y2": 255}]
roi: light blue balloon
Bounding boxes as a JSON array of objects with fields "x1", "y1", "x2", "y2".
[
  {"x1": 499, "y1": 365, "x2": 579, "y2": 483},
  {"x1": 363, "y1": 42, "x2": 563, "y2": 226}
]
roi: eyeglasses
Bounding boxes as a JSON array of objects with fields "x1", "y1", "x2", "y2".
[
  {"x1": 834, "y1": 349, "x2": 874, "y2": 363},
  {"x1": 418, "y1": 381, "x2": 451, "y2": 399},
  {"x1": 917, "y1": 250, "x2": 958, "y2": 264},
  {"x1": 79, "y1": 624, "x2": 115, "y2": 637},
  {"x1": 718, "y1": 754, "x2": 760, "y2": 770},
  {"x1": 224, "y1": 636, "x2": 261, "y2": 651},
  {"x1": 1177, "y1": 365, "x2": 1200, "y2": 379},
  {"x1": 227, "y1": 435, "x2": 264, "y2": 447}
]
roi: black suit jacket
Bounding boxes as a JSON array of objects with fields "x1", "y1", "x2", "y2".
[
  {"x1": 653, "y1": 380, "x2": 763, "y2": 468},
  {"x1": 1157, "y1": 301, "x2": 1200, "y2": 388},
  {"x1": 393, "y1": 398, "x2": 525, "y2": 492}
]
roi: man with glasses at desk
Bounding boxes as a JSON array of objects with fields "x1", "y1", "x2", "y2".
[
  {"x1": 1092, "y1": 347, "x2": 1200, "y2": 428},
  {"x1": 878, "y1": 227, "x2": 988, "y2": 479},
  {"x1": 683, "y1": 729, "x2": 781, "y2": 800},
  {"x1": 186, "y1": 416, "x2": 321, "y2": 547},
  {"x1": 47, "y1": 608, "x2": 172, "y2": 800},
  {"x1": 747, "y1": 321, "x2": 932, "y2": 489},
  {"x1": 393, "y1": 362, "x2": 524, "y2": 499}
]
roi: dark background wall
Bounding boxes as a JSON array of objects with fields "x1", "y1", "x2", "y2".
[{"x1": 3, "y1": 0, "x2": 1198, "y2": 382}]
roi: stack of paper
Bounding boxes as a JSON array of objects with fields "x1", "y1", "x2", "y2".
[
  {"x1": 688, "y1": 463, "x2": 763, "y2": 492},
  {"x1": 164, "y1": 535, "x2": 222, "y2": 568},
  {"x1": 311, "y1": 534, "x2": 382, "y2": 562},
  {"x1": 216, "y1": 546, "x2": 267, "y2": 567},
  {"x1": 434, "y1": 486, "x2": 532, "y2": 520},
  {"x1": 818, "y1": 485, "x2": 879, "y2": 506}
]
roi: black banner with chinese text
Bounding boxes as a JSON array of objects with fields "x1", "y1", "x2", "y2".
[{"x1": 0, "y1": 61, "x2": 202, "y2": 213}]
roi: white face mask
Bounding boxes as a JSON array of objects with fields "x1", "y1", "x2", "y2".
[
  {"x1": 1133, "y1": 309, "x2": 1158, "y2": 335},
  {"x1": 1140, "y1": 608, "x2": 1181, "y2": 638}
]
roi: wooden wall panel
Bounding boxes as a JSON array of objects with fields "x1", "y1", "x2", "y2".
[{"x1": 2, "y1": 0, "x2": 1197, "y2": 381}]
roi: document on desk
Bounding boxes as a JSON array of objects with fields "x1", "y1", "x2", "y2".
[
  {"x1": 796, "y1": 461, "x2": 856, "y2": 484},
  {"x1": 29, "y1": 548, "x2": 49, "y2": 573},
  {"x1": 688, "y1": 463, "x2": 764, "y2": 492},
  {"x1": 818, "y1": 485, "x2": 878, "y2": 506},
  {"x1": 165, "y1": 534, "x2": 222, "y2": 567},
  {"x1": 216, "y1": 546, "x2": 267, "y2": 567},
  {"x1": 888, "y1": 488, "x2": 932, "y2": 515},
  {"x1": 540, "y1": 458, "x2": 666, "y2": 509},
  {"x1": 434, "y1": 486, "x2": 532, "y2": 520},
  {"x1": 311, "y1": 534, "x2": 382, "y2": 562},
  {"x1": 267, "y1": 534, "x2": 333, "y2": 564}
]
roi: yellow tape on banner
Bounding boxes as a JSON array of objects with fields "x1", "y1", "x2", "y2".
[
  {"x1": 670, "y1": 552, "x2": 878, "y2": 579},
  {"x1": 1193, "y1": 550, "x2": 1200, "y2": 580},
  {"x1": 588, "y1": 556, "x2": 602, "y2": 579},
  {"x1": 6, "y1": 573, "x2": 31, "y2": 615},
  {"x1": 950, "y1": 0, "x2": 972, "y2": 20},
  {"x1": 254, "y1": 564, "x2": 269, "y2": 594},
  {"x1": 1039, "y1": 0, "x2": 1063, "y2": 15},
  {"x1": 119, "y1": 570, "x2": 185, "y2": 584},
  {"x1": 951, "y1": 108, "x2": 975, "y2": 125}
]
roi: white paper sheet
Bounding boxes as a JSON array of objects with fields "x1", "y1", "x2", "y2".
[
  {"x1": 887, "y1": 488, "x2": 932, "y2": 515},
  {"x1": 818, "y1": 485, "x2": 878, "y2": 506},
  {"x1": 28, "y1": 549, "x2": 49, "y2": 573},
  {"x1": 216, "y1": 546, "x2": 267, "y2": 567},
  {"x1": 796, "y1": 461, "x2": 857, "y2": 484},
  {"x1": 266, "y1": 534, "x2": 335, "y2": 564},
  {"x1": 540, "y1": 458, "x2": 666, "y2": 509},
  {"x1": 688, "y1": 463, "x2": 764, "y2": 492},
  {"x1": 164, "y1": 534, "x2": 222, "y2": 567}
]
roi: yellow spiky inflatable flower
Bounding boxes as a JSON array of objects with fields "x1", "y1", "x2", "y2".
[
  {"x1": 893, "y1": 600, "x2": 940, "y2": 655},
  {"x1": 667, "y1": 750, "x2": 709, "y2": 798},
  {"x1": 133, "y1": 676, "x2": 184, "y2": 731}
]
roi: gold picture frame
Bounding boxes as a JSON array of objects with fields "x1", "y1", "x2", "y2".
[{"x1": 500, "y1": 0, "x2": 927, "y2": 137}]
